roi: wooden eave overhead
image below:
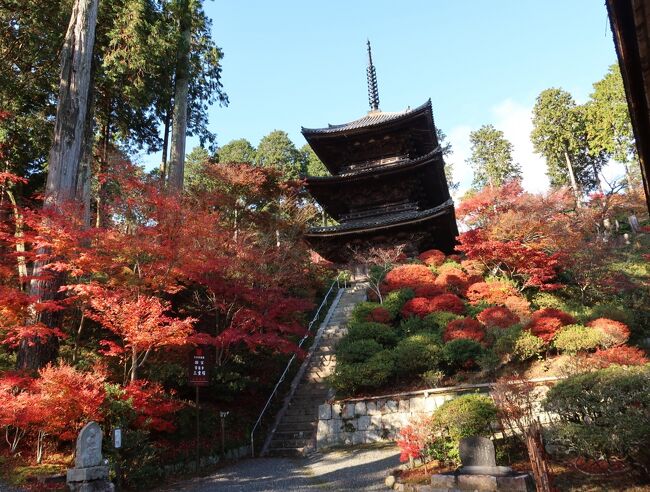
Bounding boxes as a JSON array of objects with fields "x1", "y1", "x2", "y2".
[{"x1": 607, "y1": 0, "x2": 650, "y2": 211}]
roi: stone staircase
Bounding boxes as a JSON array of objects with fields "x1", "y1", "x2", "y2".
[{"x1": 264, "y1": 283, "x2": 367, "y2": 456}]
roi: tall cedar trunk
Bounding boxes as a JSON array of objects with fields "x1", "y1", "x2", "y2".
[
  {"x1": 167, "y1": 0, "x2": 191, "y2": 192},
  {"x1": 160, "y1": 105, "x2": 171, "y2": 182},
  {"x1": 563, "y1": 150, "x2": 581, "y2": 204},
  {"x1": 16, "y1": 0, "x2": 98, "y2": 370}
]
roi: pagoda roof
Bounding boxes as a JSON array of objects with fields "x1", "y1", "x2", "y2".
[
  {"x1": 306, "y1": 198, "x2": 454, "y2": 235},
  {"x1": 302, "y1": 100, "x2": 432, "y2": 136}
]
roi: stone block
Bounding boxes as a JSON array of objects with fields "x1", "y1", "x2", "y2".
[
  {"x1": 318, "y1": 403, "x2": 332, "y2": 420},
  {"x1": 342, "y1": 403, "x2": 355, "y2": 419},
  {"x1": 366, "y1": 427, "x2": 384, "y2": 442},
  {"x1": 352, "y1": 431, "x2": 365, "y2": 445},
  {"x1": 433, "y1": 395, "x2": 448, "y2": 409},
  {"x1": 385, "y1": 400, "x2": 398, "y2": 413},
  {"x1": 357, "y1": 415, "x2": 371, "y2": 430},
  {"x1": 317, "y1": 420, "x2": 330, "y2": 439},
  {"x1": 366, "y1": 401, "x2": 378, "y2": 415},
  {"x1": 354, "y1": 401, "x2": 367, "y2": 416},
  {"x1": 410, "y1": 397, "x2": 426, "y2": 412},
  {"x1": 496, "y1": 474, "x2": 535, "y2": 491},
  {"x1": 456, "y1": 474, "x2": 497, "y2": 490},
  {"x1": 423, "y1": 396, "x2": 437, "y2": 413},
  {"x1": 66, "y1": 466, "x2": 110, "y2": 483},
  {"x1": 332, "y1": 402, "x2": 342, "y2": 416},
  {"x1": 398, "y1": 399, "x2": 410, "y2": 413},
  {"x1": 430, "y1": 474, "x2": 457, "y2": 488},
  {"x1": 375, "y1": 399, "x2": 386, "y2": 413},
  {"x1": 370, "y1": 415, "x2": 382, "y2": 427},
  {"x1": 343, "y1": 432, "x2": 353, "y2": 445}
]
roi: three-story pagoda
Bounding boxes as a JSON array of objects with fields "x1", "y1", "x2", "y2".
[{"x1": 302, "y1": 42, "x2": 459, "y2": 263}]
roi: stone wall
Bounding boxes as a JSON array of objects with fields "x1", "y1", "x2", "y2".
[{"x1": 316, "y1": 378, "x2": 558, "y2": 450}]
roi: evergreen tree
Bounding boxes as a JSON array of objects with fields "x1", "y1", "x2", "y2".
[
  {"x1": 300, "y1": 144, "x2": 328, "y2": 177},
  {"x1": 256, "y1": 130, "x2": 303, "y2": 180},
  {"x1": 531, "y1": 88, "x2": 604, "y2": 197},
  {"x1": 217, "y1": 138, "x2": 256, "y2": 164},
  {"x1": 466, "y1": 124, "x2": 521, "y2": 189},
  {"x1": 585, "y1": 64, "x2": 641, "y2": 189},
  {"x1": 184, "y1": 145, "x2": 212, "y2": 190}
]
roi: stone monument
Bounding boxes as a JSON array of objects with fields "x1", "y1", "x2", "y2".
[
  {"x1": 429, "y1": 436, "x2": 535, "y2": 491},
  {"x1": 66, "y1": 422, "x2": 114, "y2": 492}
]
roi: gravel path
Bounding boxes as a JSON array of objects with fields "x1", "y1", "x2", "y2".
[{"x1": 159, "y1": 445, "x2": 400, "y2": 491}]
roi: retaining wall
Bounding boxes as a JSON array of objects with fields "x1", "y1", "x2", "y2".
[{"x1": 316, "y1": 377, "x2": 559, "y2": 450}]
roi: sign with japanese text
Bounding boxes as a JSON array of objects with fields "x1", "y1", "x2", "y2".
[{"x1": 189, "y1": 348, "x2": 210, "y2": 386}]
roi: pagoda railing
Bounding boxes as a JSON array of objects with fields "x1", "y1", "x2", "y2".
[{"x1": 250, "y1": 278, "x2": 344, "y2": 457}]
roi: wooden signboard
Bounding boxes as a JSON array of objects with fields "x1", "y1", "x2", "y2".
[{"x1": 189, "y1": 347, "x2": 210, "y2": 386}]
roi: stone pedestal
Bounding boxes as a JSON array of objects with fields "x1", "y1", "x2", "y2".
[
  {"x1": 429, "y1": 472, "x2": 534, "y2": 491},
  {"x1": 66, "y1": 422, "x2": 114, "y2": 492}
]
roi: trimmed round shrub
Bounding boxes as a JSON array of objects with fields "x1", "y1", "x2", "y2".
[
  {"x1": 587, "y1": 318, "x2": 630, "y2": 348},
  {"x1": 504, "y1": 295, "x2": 532, "y2": 322},
  {"x1": 589, "y1": 346, "x2": 649, "y2": 367},
  {"x1": 336, "y1": 338, "x2": 383, "y2": 364},
  {"x1": 423, "y1": 311, "x2": 462, "y2": 332},
  {"x1": 429, "y1": 394, "x2": 497, "y2": 464},
  {"x1": 512, "y1": 330, "x2": 544, "y2": 361},
  {"x1": 460, "y1": 259, "x2": 486, "y2": 276},
  {"x1": 413, "y1": 283, "x2": 445, "y2": 298},
  {"x1": 418, "y1": 249, "x2": 446, "y2": 267},
  {"x1": 435, "y1": 267, "x2": 470, "y2": 295},
  {"x1": 393, "y1": 334, "x2": 442, "y2": 376},
  {"x1": 526, "y1": 308, "x2": 576, "y2": 343},
  {"x1": 489, "y1": 325, "x2": 522, "y2": 361},
  {"x1": 368, "y1": 306, "x2": 392, "y2": 324},
  {"x1": 442, "y1": 339, "x2": 483, "y2": 371},
  {"x1": 553, "y1": 324, "x2": 602, "y2": 354},
  {"x1": 430, "y1": 293, "x2": 465, "y2": 315},
  {"x1": 466, "y1": 281, "x2": 517, "y2": 306},
  {"x1": 350, "y1": 302, "x2": 381, "y2": 325},
  {"x1": 382, "y1": 288, "x2": 415, "y2": 318},
  {"x1": 543, "y1": 365, "x2": 650, "y2": 472},
  {"x1": 331, "y1": 350, "x2": 395, "y2": 395},
  {"x1": 383, "y1": 264, "x2": 436, "y2": 292},
  {"x1": 530, "y1": 308, "x2": 576, "y2": 326},
  {"x1": 477, "y1": 306, "x2": 519, "y2": 329},
  {"x1": 443, "y1": 317, "x2": 485, "y2": 343},
  {"x1": 346, "y1": 322, "x2": 399, "y2": 347},
  {"x1": 401, "y1": 297, "x2": 435, "y2": 318}
]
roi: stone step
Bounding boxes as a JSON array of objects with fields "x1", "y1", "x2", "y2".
[
  {"x1": 276, "y1": 422, "x2": 315, "y2": 433},
  {"x1": 272, "y1": 430, "x2": 314, "y2": 441},
  {"x1": 268, "y1": 438, "x2": 312, "y2": 449}
]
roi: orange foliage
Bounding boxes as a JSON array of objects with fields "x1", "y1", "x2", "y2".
[
  {"x1": 444, "y1": 318, "x2": 485, "y2": 343},
  {"x1": 429, "y1": 293, "x2": 465, "y2": 315},
  {"x1": 477, "y1": 306, "x2": 520, "y2": 329},
  {"x1": 401, "y1": 297, "x2": 436, "y2": 318},
  {"x1": 587, "y1": 318, "x2": 630, "y2": 347},
  {"x1": 418, "y1": 249, "x2": 446, "y2": 267},
  {"x1": 368, "y1": 307, "x2": 392, "y2": 324},
  {"x1": 466, "y1": 281, "x2": 518, "y2": 305},
  {"x1": 124, "y1": 380, "x2": 183, "y2": 433},
  {"x1": 590, "y1": 346, "x2": 648, "y2": 367},
  {"x1": 383, "y1": 264, "x2": 436, "y2": 292},
  {"x1": 526, "y1": 309, "x2": 575, "y2": 343},
  {"x1": 413, "y1": 284, "x2": 445, "y2": 299},
  {"x1": 434, "y1": 266, "x2": 470, "y2": 296}
]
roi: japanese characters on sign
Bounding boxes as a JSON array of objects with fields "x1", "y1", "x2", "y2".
[{"x1": 189, "y1": 348, "x2": 210, "y2": 386}]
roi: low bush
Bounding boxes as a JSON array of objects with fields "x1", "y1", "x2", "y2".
[
  {"x1": 477, "y1": 306, "x2": 519, "y2": 329},
  {"x1": 349, "y1": 302, "x2": 381, "y2": 326},
  {"x1": 421, "y1": 369, "x2": 445, "y2": 387},
  {"x1": 423, "y1": 311, "x2": 461, "y2": 333},
  {"x1": 382, "y1": 288, "x2": 415, "y2": 318},
  {"x1": 512, "y1": 330, "x2": 544, "y2": 361},
  {"x1": 442, "y1": 339, "x2": 483, "y2": 371},
  {"x1": 393, "y1": 334, "x2": 442, "y2": 377},
  {"x1": 346, "y1": 322, "x2": 399, "y2": 347},
  {"x1": 589, "y1": 346, "x2": 649, "y2": 367},
  {"x1": 490, "y1": 326, "x2": 523, "y2": 362},
  {"x1": 413, "y1": 283, "x2": 445, "y2": 298},
  {"x1": 466, "y1": 280, "x2": 518, "y2": 306},
  {"x1": 429, "y1": 394, "x2": 497, "y2": 464},
  {"x1": 429, "y1": 293, "x2": 465, "y2": 315},
  {"x1": 443, "y1": 317, "x2": 485, "y2": 343},
  {"x1": 543, "y1": 365, "x2": 650, "y2": 475},
  {"x1": 553, "y1": 324, "x2": 602, "y2": 354},
  {"x1": 331, "y1": 350, "x2": 395, "y2": 395},
  {"x1": 587, "y1": 318, "x2": 630, "y2": 348},
  {"x1": 368, "y1": 306, "x2": 392, "y2": 324},
  {"x1": 401, "y1": 297, "x2": 436, "y2": 318},
  {"x1": 336, "y1": 338, "x2": 383, "y2": 364},
  {"x1": 418, "y1": 249, "x2": 446, "y2": 267},
  {"x1": 383, "y1": 264, "x2": 436, "y2": 292},
  {"x1": 435, "y1": 267, "x2": 470, "y2": 295}
]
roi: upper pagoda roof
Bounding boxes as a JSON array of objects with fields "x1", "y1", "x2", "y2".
[
  {"x1": 301, "y1": 100, "x2": 438, "y2": 175},
  {"x1": 301, "y1": 99, "x2": 433, "y2": 136}
]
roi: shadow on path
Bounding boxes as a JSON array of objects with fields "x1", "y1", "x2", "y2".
[{"x1": 157, "y1": 445, "x2": 400, "y2": 491}]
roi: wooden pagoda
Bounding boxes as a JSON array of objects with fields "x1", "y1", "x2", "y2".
[{"x1": 302, "y1": 42, "x2": 459, "y2": 264}]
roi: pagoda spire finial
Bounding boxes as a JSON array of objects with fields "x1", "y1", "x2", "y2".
[{"x1": 366, "y1": 39, "x2": 380, "y2": 111}]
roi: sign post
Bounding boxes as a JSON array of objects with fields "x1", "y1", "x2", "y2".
[{"x1": 189, "y1": 348, "x2": 210, "y2": 472}]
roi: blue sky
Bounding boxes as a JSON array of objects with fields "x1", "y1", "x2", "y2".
[{"x1": 142, "y1": 1, "x2": 619, "y2": 193}]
